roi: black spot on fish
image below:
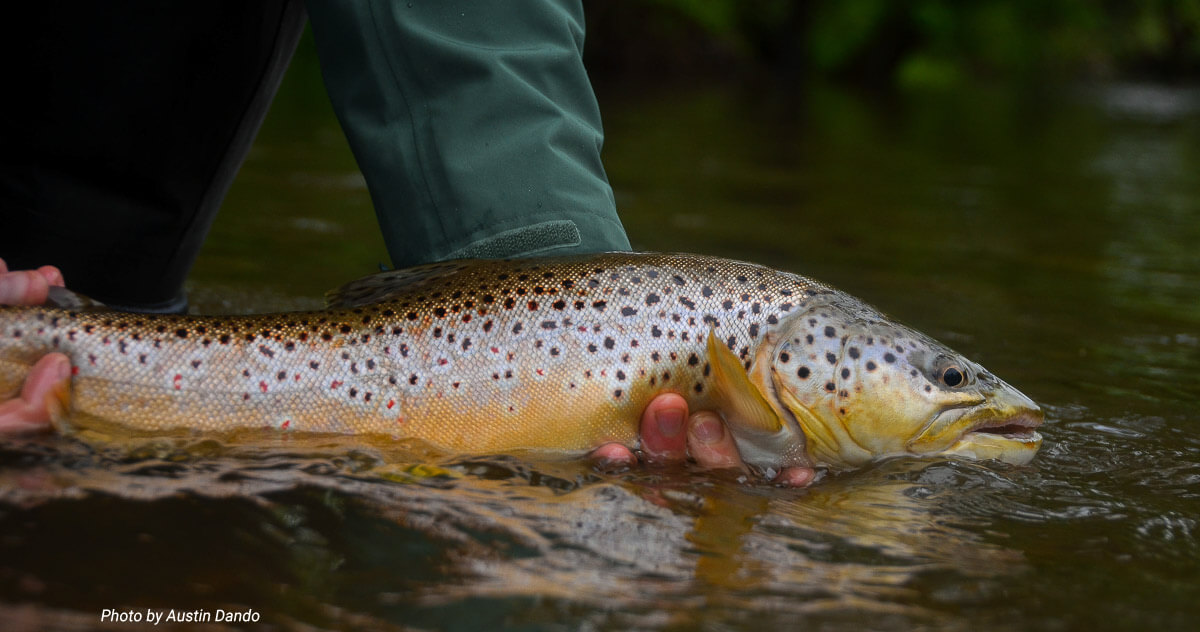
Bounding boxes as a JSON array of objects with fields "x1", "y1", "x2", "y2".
[
  {"x1": 884, "y1": 353, "x2": 897, "y2": 363},
  {"x1": 841, "y1": 368, "x2": 850, "y2": 379},
  {"x1": 616, "y1": 370, "x2": 626, "y2": 381},
  {"x1": 645, "y1": 293, "x2": 660, "y2": 306},
  {"x1": 512, "y1": 322, "x2": 523, "y2": 334},
  {"x1": 824, "y1": 326, "x2": 836, "y2": 338},
  {"x1": 604, "y1": 337, "x2": 615, "y2": 350},
  {"x1": 587, "y1": 343, "x2": 598, "y2": 353},
  {"x1": 409, "y1": 374, "x2": 418, "y2": 385},
  {"x1": 825, "y1": 382, "x2": 836, "y2": 392},
  {"x1": 621, "y1": 307, "x2": 637, "y2": 317},
  {"x1": 849, "y1": 347, "x2": 861, "y2": 359},
  {"x1": 694, "y1": 383, "x2": 704, "y2": 393},
  {"x1": 866, "y1": 361, "x2": 877, "y2": 371},
  {"x1": 797, "y1": 366, "x2": 810, "y2": 378},
  {"x1": 749, "y1": 324, "x2": 760, "y2": 338},
  {"x1": 780, "y1": 352, "x2": 790, "y2": 363},
  {"x1": 541, "y1": 320, "x2": 557, "y2": 330},
  {"x1": 722, "y1": 300, "x2": 734, "y2": 310},
  {"x1": 651, "y1": 325, "x2": 662, "y2": 338},
  {"x1": 593, "y1": 300, "x2": 607, "y2": 312},
  {"x1": 687, "y1": 353, "x2": 700, "y2": 366},
  {"x1": 552, "y1": 300, "x2": 566, "y2": 310},
  {"x1": 679, "y1": 296, "x2": 696, "y2": 309},
  {"x1": 826, "y1": 352, "x2": 837, "y2": 364}
]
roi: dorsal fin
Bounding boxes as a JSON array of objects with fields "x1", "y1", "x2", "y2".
[
  {"x1": 325, "y1": 260, "x2": 476, "y2": 308},
  {"x1": 45, "y1": 286, "x2": 107, "y2": 311}
]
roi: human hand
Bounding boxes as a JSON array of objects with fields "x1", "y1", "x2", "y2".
[
  {"x1": 0, "y1": 258, "x2": 70, "y2": 433},
  {"x1": 593, "y1": 392, "x2": 816, "y2": 487}
]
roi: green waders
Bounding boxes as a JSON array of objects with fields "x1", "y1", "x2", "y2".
[
  {"x1": 306, "y1": 0, "x2": 630, "y2": 269},
  {"x1": 0, "y1": 1, "x2": 627, "y2": 312}
]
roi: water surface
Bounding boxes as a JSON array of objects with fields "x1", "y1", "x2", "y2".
[{"x1": 2, "y1": 45, "x2": 1199, "y2": 631}]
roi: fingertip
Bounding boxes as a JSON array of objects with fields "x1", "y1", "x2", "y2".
[
  {"x1": 591, "y1": 443, "x2": 637, "y2": 472},
  {"x1": 641, "y1": 392, "x2": 689, "y2": 462},
  {"x1": 687, "y1": 411, "x2": 744, "y2": 471},
  {"x1": 36, "y1": 265, "x2": 65, "y2": 287},
  {"x1": 774, "y1": 467, "x2": 817, "y2": 488},
  {"x1": 688, "y1": 411, "x2": 725, "y2": 445}
]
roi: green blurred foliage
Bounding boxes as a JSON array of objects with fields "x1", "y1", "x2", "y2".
[{"x1": 588, "y1": 0, "x2": 1200, "y2": 87}]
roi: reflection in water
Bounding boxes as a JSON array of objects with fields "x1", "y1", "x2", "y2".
[{"x1": 1, "y1": 435, "x2": 1037, "y2": 630}]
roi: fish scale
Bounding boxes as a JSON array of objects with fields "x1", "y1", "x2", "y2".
[
  {"x1": 0, "y1": 252, "x2": 1043, "y2": 471},
  {"x1": 0, "y1": 253, "x2": 826, "y2": 451}
]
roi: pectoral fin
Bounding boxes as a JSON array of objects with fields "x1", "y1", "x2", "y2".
[{"x1": 705, "y1": 330, "x2": 782, "y2": 435}]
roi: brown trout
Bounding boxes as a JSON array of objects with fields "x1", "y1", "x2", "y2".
[{"x1": 0, "y1": 253, "x2": 1042, "y2": 471}]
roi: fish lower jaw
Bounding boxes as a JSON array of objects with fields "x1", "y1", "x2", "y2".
[{"x1": 943, "y1": 430, "x2": 1043, "y2": 466}]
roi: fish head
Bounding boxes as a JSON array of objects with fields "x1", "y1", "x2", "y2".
[{"x1": 768, "y1": 296, "x2": 1043, "y2": 470}]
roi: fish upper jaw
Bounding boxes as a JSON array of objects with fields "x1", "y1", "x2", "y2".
[{"x1": 909, "y1": 388, "x2": 1044, "y2": 465}]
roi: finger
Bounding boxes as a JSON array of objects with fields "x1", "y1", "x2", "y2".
[
  {"x1": 590, "y1": 442, "x2": 637, "y2": 468},
  {"x1": 639, "y1": 391, "x2": 689, "y2": 463},
  {"x1": 0, "y1": 258, "x2": 7, "y2": 274},
  {"x1": 773, "y1": 467, "x2": 817, "y2": 488},
  {"x1": 0, "y1": 270, "x2": 53, "y2": 306},
  {"x1": 686, "y1": 411, "x2": 747, "y2": 472},
  {"x1": 36, "y1": 265, "x2": 65, "y2": 287},
  {"x1": 0, "y1": 353, "x2": 71, "y2": 433}
]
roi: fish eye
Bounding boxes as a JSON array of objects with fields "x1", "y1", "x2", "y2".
[{"x1": 939, "y1": 365, "x2": 965, "y2": 387}]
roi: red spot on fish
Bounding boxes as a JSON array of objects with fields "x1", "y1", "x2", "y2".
[
  {"x1": 438, "y1": 358, "x2": 448, "y2": 365},
  {"x1": 396, "y1": 416, "x2": 405, "y2": 425},
  {"x1": 387, "y1": 399, "x2": 395, "y2": 409},
  {"x1": 331, "y1": 380, "x2": 343, "y2": 389},
  {"x1": 173, "y1": 374, "x2": 182, "y2": 390},
  {"x1": 259, "y1": 381, "x2": 269, "y2": 393},
  {"x1": 490, "y1": 347, "x2": 500, "y2": 354},
  {"x1": 294, "y1": 373, "x2": 301, "y2": 381},
  {"x1": 71, "y1": 366, "x2": 79, "y2": 376},
  {"x1": 281, "y1": 419, "x2": 291, "y2": 430},
  {"x1": 536, "y1": 368, "x2": 545, "y2": 376}
]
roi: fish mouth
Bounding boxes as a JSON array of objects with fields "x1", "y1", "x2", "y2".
[
  {"x1": 965, "y1": 409, "x2": 1043, "y2": 443},
  {"x1": 942, "y1": 406, "x2": 1044, "y2": 465}
]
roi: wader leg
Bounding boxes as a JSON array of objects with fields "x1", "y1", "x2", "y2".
[
  {"x1": 0, "y1": 1, "x2": 307, "y2": 312},
  {"x1": 304, "y1": 0, "x2": 631, "y2": 268}
]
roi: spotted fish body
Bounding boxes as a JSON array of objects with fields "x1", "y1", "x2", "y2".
[{"x1": 0, "y1": 253, "x2": 1043, "y2": 471}]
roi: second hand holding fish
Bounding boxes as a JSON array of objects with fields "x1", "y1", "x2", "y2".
[{"x1": 0, "y1": 258, "x2": 814, "y2": 486}]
